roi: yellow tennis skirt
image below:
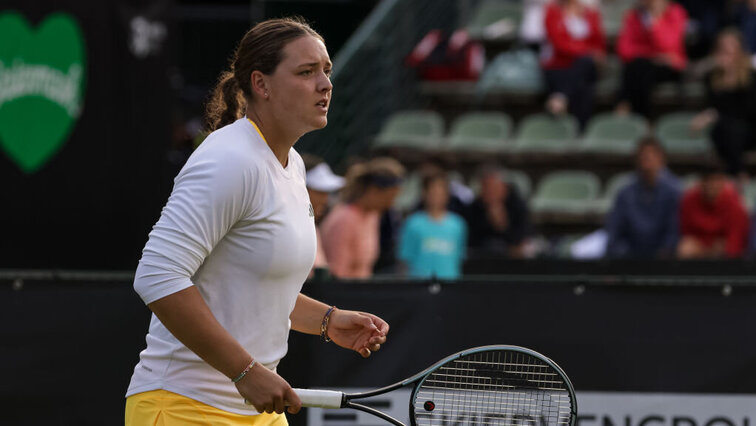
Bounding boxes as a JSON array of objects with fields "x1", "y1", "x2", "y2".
[{"x1": 125, "y1": 390, "x2": 288, "y2": 426}]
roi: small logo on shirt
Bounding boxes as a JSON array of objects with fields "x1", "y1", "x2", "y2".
[{"x1": 308, "y1": 203, "x2": 314, "y2": 217}]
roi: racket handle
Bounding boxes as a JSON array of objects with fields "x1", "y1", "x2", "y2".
[{"x1": 293, "y1": 389, "x2": 344, "y2": 409}]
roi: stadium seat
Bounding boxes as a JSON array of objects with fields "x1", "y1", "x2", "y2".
[
  {"x1": 513, "y1": 114, "x2": 578, "y2": 153},
  {"x1": 655, "y1": 112, "x2": 711, "y2": 155},
  {"x1": 682, "y1": 174, "x2": 700, "y2": 189},
  {"x1": 470, "y1": 169, "x2": 533, "y2": 199},
  {"x1": 595, "y1": 172, "x2": 634, "y2": 214},
  {"x1": 393, "y1": 172, "x2": 422, "y2": 212},
  {"x1": 595, "y1": 55, "x2": 621, "y2": 99},
  {"x1": 446, "y1": 112, "x2": 512, "y2": 153},
  {"x1": 477, "y1": 49, "x2": 545, "y2": 96},
  {"x1": 601, "y1": 0, "x2": 635, "y2": 38},
  {"x1": 531, "y1": 170, "x2": 601, "y2": 214},
  {"x1": 465, "y1": 1, "x2": 522, "y2": 41},
  {"x1": 580, "y1": 113, "x2": 648, "y2": 155},
  {"x1": 507, "y1": 170, "x2": 532, "y2": 199},
  {"x1": 373, "y1": 110, "x2": 445, "y2": 150},
  {"x1": 742, "y1": 180, "x2": 756, "y2": 213}
]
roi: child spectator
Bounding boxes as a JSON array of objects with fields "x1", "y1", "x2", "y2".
[
  {"x1": 399, "y1": 172, "x2": 467, "y2": 279},
  {"x1": 320, "y1": 157, "x2": 404, "y2": 278},
  {"x1": 616, "y1": 0, "x2": 688, "y2": 117},
  {"x1": 606, "y1": 138, "x2": 682, "y2": 258},
  {"x1": 678, "y1": 166, "x2": 750, "y2": 258},
  {"x1": 465, "y1": 166, "x2": 532, "y2": 258},
  {"x1": 691, "y1": 29, "x2": 756, "y2": 180},
  {"x1": 541, "y1": 0, "x2": 607, "y2": 129}
]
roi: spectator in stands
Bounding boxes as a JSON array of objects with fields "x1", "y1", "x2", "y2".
[
  {"x1": 541, "y1": 0, "x2": 607, "y2": 129},
  {"x1": 606, "y1": 138, "x2": 681, "y2": 258},
  {"x1": 321, "y1": 157, "x2": 405, "y2": 278},
  {"x1": 414, "y1": 158, "x2": 474, "y2": 215},
  {"x1": 734, "y1": 0, "x2": 756, "y2": 62},
  {"x1": 465, "y1": 165, "x2": 531, "y2": 258},
  {"x1": 302, "y1": 154, "x2": 345, "y2": 276},
  {"x1": 678, "y1": 0, "x2": 728, "y2": 59},
  {"x1": 399, "y1": 172, "x2": 467, "y2": 279},
  {"x1": 691, "y1": 29, "x2": 756, "y2": 181},
  {"x1": 678, "y1": 165, "x2": 749, "y2": 258},
  {"x1": 615, "y1": 0, "x2": 688, "y2": 117}
]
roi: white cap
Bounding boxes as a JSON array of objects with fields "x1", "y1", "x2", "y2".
[{"x1": 306, "y1": 162, "x2": 345, "y2": 192}]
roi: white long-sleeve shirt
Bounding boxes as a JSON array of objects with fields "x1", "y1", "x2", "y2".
[{"x1": 126, "y1": 118, "x2": 317, "y2": 414}]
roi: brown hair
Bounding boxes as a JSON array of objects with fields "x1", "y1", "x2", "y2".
[
  {"x1": 341, "y1": 157, "x2": 406, "y2": 203},
  {"x1": 636, "y1": 136, "x2": 666, "y2": 159},
  {"x1": 205, "y1": 17, "x2": 324, "y2": 131},
  {"x1": 711, "y1": 28, "x2": 753, "y2": 91}
]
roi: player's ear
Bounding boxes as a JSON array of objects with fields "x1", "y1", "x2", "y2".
[{"x1": 250, "y1": 71, "x2": 268, "y2": 99}]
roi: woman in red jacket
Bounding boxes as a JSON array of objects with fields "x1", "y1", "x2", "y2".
[
  {"x1": 616, "y1": 0, "x2": 688, "y2": 117},
  {"x1": 541, "y1": 0, "x2": 606, "y2": 129},
  {"x1": 677, "y1": 167, "x2": 749, "y2": 259}
]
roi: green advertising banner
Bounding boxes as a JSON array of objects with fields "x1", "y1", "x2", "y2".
[
  {"x1": 0, "y1": 12, "x2": 86, "y2": 173},
  {"x1": 1, "y1": 0, "x2": 174, "y2": 269}
]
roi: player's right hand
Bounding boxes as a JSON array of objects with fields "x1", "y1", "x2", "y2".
[{"x1": 235, "y1": 363, "x2": 302, "y2": 414}]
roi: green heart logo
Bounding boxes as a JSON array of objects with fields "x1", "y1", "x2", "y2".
[{"x1": 0, "y1": 11, "x2": 86, "y2": 173}]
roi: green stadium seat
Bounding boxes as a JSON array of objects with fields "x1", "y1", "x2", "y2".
[
  {"x1": 446, "y1": 112, "x2": 512, "y2": 153},
  {"x1": 373, "y1": 110, "x2": 444, "y2": 150},
  {"x1": 742, "y1": 180, "x2": 756, "y2": 213},
  {"x1": 595, "y1": 172, "x2": 634, "y2": 214},
  {"x1": 466, "y1": 1, "x2": 522, "y2": 41},
  {"x1": 531, "y1": 170, "x2": 601, "y2": 214},
  {"x1": 477, "y1": 49, "x2": 545, "y2": 96},
  {"x1": 655, "y1": 112, "x2": 711, "y2": 155},
  {"x1": 468, "y1": 169, "x2": 532, "y2": 200},
  {"x1": 580, "y1": 113, "x2": 648, "y2": 155},
  {"x1": 601, "y1": 0, "x2": 635, "y2": 38},
  {"x1": 595, "y1": 55, "x2": 621, "y2": 99},
  {"x1": 513, "y1": 114, "x2": 578, "y2": 153},
  {"x1": 554, "y1": 234, "x2": 584, "y2": 259},
  {"x1": 683, "y1": 174, "x2": 700, "y2": 189},
  {"x1": 393, "y1": 172, "x2": 422, "y2": 212},
  {"x1": 507, "y1": 170, "x2": 532, "y2": 199}
]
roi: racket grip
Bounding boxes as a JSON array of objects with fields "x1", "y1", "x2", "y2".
[{"x1": 293, "y1": 389, "x2": 344, "y2": 409}]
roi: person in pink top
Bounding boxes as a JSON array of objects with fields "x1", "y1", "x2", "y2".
[
  {"x1": 615, "y1": 0, "x2": 688, "y2": 117},
  {"x1": 320, "y1": 157, "x2": 405, "y2": 278}
]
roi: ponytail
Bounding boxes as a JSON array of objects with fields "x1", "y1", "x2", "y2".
[{"x1": 205, "y1": 71, "x2": 246, "y2": 132}]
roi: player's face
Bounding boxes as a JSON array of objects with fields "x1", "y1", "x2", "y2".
[{"x1": 268, "y1": 35, "x2": 332, "y2": 135}]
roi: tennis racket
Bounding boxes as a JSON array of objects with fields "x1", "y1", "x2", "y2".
[{"x1": 292, "y1": 345, "x2": 576, "y2": 426}]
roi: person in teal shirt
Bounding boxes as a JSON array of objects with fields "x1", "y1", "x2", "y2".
[{"x1": 399, "y1": 172, "x2": 467, "y2": 279}]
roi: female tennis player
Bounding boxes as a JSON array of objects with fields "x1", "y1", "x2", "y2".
[{"x1": 125, "y1": 18, "x2": 389, "y2": 425}]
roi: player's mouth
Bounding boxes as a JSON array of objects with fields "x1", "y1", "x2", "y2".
[{"x1": 316, "y1": 98, "x2": 329, "y2": 113}]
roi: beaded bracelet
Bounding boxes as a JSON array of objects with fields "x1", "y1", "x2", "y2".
[
  {"x1": 231, "y1": 359, "x2": 257, "y2": 383},
  {"x1": 320, "y1": 306, "x2": 336, "y2": 342}
]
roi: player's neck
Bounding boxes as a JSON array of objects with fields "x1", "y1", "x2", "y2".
[{"x1": 246, "y1": 107, "x2": 295, "y2": 168}]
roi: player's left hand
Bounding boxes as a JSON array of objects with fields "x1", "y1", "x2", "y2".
[{"x1": 327, "y1": 309, "x2": 389, "y2": 358}]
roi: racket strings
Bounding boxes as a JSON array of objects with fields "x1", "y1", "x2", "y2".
[{"x1": 413, "y1": 350, "x2": 573, "y2": 426}]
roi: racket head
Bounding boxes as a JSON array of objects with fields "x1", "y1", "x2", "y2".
[{"x1": 409, "y1": 345, "x2": 577, "y2": 426}]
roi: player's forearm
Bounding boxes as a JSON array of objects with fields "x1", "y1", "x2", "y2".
[
  {"x1": 147, "y1": 286, "x2": 252, "y2": 379},
  {"x1": 290, "y1": 293, "x2": 331, "y2": 335}
]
